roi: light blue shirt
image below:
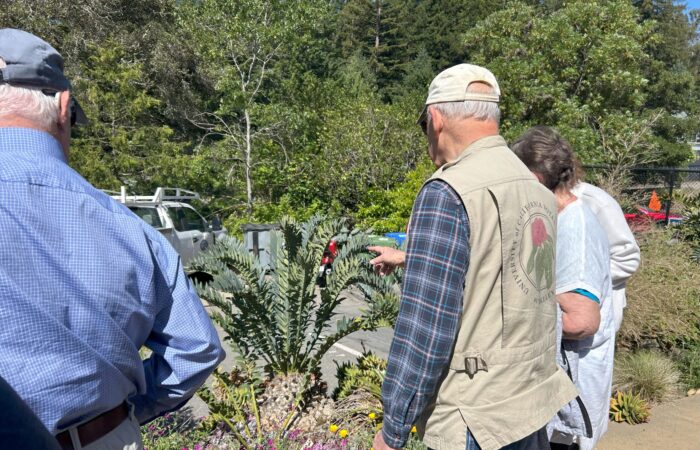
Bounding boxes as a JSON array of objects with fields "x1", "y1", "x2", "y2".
[{"x1": 0, "y1": 128, "x2": 225, "y2": 434}]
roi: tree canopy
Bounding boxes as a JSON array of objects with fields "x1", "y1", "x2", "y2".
[{"x1": 2, "y1": 0, "x2": 698, "y2": 232}]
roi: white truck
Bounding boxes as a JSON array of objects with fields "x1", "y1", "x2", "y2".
[{"x1": 109, "y1": 186, "x2": 225, "y2": 267}]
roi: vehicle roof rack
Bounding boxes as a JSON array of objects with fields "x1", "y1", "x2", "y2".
[{"x1": 110, "y1": 186, "x2": 200, "y2": 205}]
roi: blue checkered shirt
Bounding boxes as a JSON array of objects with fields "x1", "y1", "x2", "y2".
[
  {"x1": 381, "y1": 180, "x2": 470, "y2": 448},
  {"x1": 0, "y1": 128, "x2": 225, "y2": 434}
]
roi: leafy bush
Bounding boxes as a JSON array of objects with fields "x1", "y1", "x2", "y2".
[
  {"x1": 675, "y1": 190, "x2": 700, "y2": 262},
  {"x1": 613, "y1": 351, "x2": 681, "y2": 403},
  {"x1": 620, "y1": 228, "x2": 700, "y2": 350},
  {"x1": 333, "y1": 352, "x2": 386, "y2": 401},
  {"x1": 676, "y1": 342, "x2": 700, "y2": 390},
  {"x1": 609, "y1": 391, "x2": 651, "y2": 424},
  {"x1": 354, "y1": 160, "x2": 434, "y2": 234},
  {"x1": 191, "y1": 215, "x2": 399, "y2": 377}
]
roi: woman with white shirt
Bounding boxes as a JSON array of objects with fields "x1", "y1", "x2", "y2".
[{"x1": 512, "y1": 126, "x2": 615, "y2": 450}]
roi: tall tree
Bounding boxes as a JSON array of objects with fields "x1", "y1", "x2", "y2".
[
  {"x1": 179, "y1": 0, "x2": 319, "y2": 214},
  {"x1": 464, "y1": 0, "x2": 693, "y2": 170},
  {"x1": 633, "y1": 0, "x2": 699, "y2": 164}
]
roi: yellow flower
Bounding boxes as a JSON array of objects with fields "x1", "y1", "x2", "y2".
[
  {"x1": 368, "y1": 412, "x2": 377, "y2": 420},
  {"x1": 411, "y1": 426, "x2": 417, "y2": 433},
  {"x1": 329, "y1": 424, "x2": 338, "y2": 433},
  {"x1": 339, "y1": 429, "x2": 349, "y2": 439}
]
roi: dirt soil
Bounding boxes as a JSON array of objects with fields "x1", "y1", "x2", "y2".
[{"x1": 596, "y1": 394, "x2": 700, "y2": 450}]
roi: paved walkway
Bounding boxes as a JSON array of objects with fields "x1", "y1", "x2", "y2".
[{"x1": 597, "y1": 394, "x2": 700, "y2": 449}]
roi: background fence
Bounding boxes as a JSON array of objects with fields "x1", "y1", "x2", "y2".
[{"x1": 583, "y1": 165, "x2": 700, "y2": 225}]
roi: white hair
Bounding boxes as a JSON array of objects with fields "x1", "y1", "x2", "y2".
[
  {"x1": 432, "y1": 83, "x2": 500, "y2": 124},
  {"x1": 0, "y1": 58, "x2": 61, "y2": 130}
]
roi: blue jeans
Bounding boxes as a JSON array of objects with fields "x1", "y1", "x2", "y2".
[{"x1": 466, "y1": 426, "x2": 550, "y2": 450}]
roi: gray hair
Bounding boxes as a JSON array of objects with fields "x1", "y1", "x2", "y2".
[
  {"x1": 0, "y1": 58, "x2": 61, "y2": 130},
  {"x1": 432, "y1": 83, "x2": 500, "y2": 124}
]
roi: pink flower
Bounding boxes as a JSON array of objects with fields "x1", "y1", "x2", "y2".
[{"x1": 531, "y1": 218, "x2": 548, "y2": 247}]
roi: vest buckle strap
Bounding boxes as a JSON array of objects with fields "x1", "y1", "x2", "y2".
[{"x1": 464, "y1": 355, "x2": 488, "y2": 377}]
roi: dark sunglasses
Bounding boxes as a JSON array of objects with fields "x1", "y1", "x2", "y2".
[
  {"x1": 419, "y1": 116, "x2": 428, "y2": 135},
  {"x1": 69, "y1": 98, "x2": 77, "y2": 127},
  {"x1": 43, "y1": 90, "x2": 77, "y2": 126}
]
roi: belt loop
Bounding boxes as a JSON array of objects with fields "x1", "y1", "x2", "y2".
[{"x1": 68, "y1": 427, "x2": 82, "y2": 450}]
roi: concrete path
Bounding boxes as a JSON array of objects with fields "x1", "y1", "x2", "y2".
[{"x1": 597, "y1": 394, "x2": 700, "y2": 450}]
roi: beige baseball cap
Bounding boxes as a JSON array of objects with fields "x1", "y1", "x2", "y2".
[{"x1": 418, "y1": 63, "x2": 500, "y2": 124}]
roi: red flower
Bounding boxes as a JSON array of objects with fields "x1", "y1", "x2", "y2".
[{"x1": 531, "y1": 218, "x2": 548, "y2": 247}]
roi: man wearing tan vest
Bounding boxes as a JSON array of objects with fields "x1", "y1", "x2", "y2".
[{"x1": 371, "y1": 64, "x2": 577, "y2": 450}]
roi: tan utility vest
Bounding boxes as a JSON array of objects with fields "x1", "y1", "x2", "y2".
[{"x1": 418, "y1": 136, "x2": 578, "y2": 450}]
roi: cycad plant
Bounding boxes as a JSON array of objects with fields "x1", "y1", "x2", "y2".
[{"x1": 190, "y1": 215, "x2": 400, "y2": 377}]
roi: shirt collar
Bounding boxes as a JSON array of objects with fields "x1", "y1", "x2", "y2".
[{"x1": 0, "y1": 127, "x2": 67, "y2": 163}]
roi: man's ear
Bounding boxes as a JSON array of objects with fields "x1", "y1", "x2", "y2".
[
  {"x1": 428, "y1": 105, "x2": 444, "y2": 133},
  {"x1": 57, "y1": 91, "x2": 71, "y2": 130}
]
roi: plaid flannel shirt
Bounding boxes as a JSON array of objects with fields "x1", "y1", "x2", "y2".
[{"x1": 381, "y1": 180, "x2": 470, "y2": 448}]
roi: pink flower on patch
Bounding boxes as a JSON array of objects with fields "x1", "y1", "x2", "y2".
[{"x1": 531, "y1": 218, "x2": 548, "y2": 247}]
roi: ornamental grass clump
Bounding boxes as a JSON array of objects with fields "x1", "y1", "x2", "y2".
[{"x1": 613, "y1": 350, "x2": 681, "y2": 404}]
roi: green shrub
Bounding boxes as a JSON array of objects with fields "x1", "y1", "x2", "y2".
[
  {"x1": 675, "y1": 190, "x2": 700, "y2": 262},
  {"x1": 354, "y1": 160, "x2": 434, "y2": 234},
  {"x1": 333, "y1": 352, "x2": 386, "y2": 401},
  {"x1": 676, "y1": 342, "x2": 700, "y2": 390},
  {"x1": 620, "y1": 228, "x2": 700, "y2": 350},
  {"x1": 613, "y1": 350, "x2": 681, "y2": 403},
  {"x1": 609, "y1": 391, "x2": 651, "y2": 424}
]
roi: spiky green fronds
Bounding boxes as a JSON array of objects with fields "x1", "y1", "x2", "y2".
[{"x1": 190, "y1": 215, "x2": 400, "y2": 378}]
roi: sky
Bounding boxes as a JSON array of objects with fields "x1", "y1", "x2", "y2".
[{"x1": 685, "y1": 0, "x2": 700, "y2": 11}]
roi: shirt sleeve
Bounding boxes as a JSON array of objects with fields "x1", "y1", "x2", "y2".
[
  {"x1": 381, "y1": 180, "x2": 470, "y2": 448},
  {"x1": 596, "y1": 203, "x2": 640, "y2": 288},
  {"x1": 574, "y1": 183, "x2": 640, "y2": 288},
  {"x1": 556, "y1": 204, "x2": 609, "y2": 302},
  {"x1": 129, "y1": 230, "x2": 225, "y2": 424}
]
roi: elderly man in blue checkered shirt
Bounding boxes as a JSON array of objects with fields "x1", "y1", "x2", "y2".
[
  {"x1": 0, "y1": 29, "x2": 224, "y2": 450},
  {"x1": 370, "y1": 65, "x2": 577, "y2": 450}
]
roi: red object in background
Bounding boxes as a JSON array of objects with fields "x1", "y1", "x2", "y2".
[
  {"x1": 320, "y1": 240, "x2": 338, "y2": 266},
  {"x1": 625, "y1": 206, "x2": 683, "y2": 228},
  {"x1": 318, "y1": 239, "x2": 339, "y2": 287}
]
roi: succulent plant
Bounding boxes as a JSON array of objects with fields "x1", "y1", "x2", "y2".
[{"x1": 609, "y1": 391, "x2": 651, "y2": 424}]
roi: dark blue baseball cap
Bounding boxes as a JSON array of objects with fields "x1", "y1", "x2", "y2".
[{"x1": 0, "y1": 28, "x2": 87, "y2": 124}]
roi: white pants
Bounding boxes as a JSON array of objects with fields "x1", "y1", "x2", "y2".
[{"x1": 66, "y1": 407, "x2": 143, "y2": 450}]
